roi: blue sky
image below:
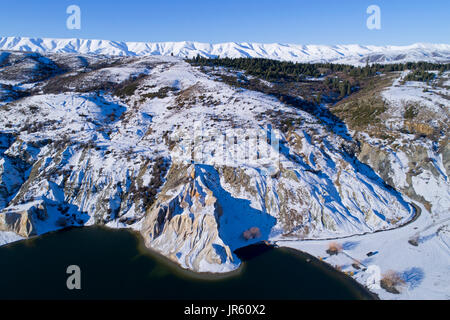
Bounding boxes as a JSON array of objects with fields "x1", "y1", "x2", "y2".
[{"x1": 0, "y1": 0, "x2": 448, "y2": 45}]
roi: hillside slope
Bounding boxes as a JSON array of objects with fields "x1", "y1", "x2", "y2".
[{"x1": 0, "y1": 50, "x2": 448, "y2": 299}]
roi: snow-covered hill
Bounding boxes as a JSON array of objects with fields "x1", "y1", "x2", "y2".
[
  {"x1": 1, "y1": 36, "x2": 449, "y2": 65},
  {"x1": 0, "y1": 49, "x2": 448, "y2": 299}
]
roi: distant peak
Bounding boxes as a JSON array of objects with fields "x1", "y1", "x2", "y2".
[{"x1": 0, "y1": 36, "x2": 449, "y2": 65}]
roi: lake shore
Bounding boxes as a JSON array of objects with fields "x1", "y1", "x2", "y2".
[{"x1": 0, "y1": 225, "x2": 377, "y2": 300}]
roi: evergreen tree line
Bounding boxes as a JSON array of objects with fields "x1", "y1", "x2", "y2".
[
  {"x1": 187, "y1": 56, "x2": 449, "y2": 82},
  {"x1": 324, "y1": 77, "x2": 354, "y2": 96},
  {"x1": 403, "y1": 70, "x2": 436, "y2": 82}
]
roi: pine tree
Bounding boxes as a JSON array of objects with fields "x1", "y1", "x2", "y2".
[{"x1": 316, "y1": 93, "x2": 322, "y2": 105}]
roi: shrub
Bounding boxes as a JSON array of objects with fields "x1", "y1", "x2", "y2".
[
  {"x1": 56, "y1": 217, "x2": 68, "y2": 227},
  {"x1": 326, "y1": 242, "x2": 343, "y2": 255},
  {"x1": 115, "y1": 83, "x2": 139, "y2": 97},
  {"x1": 29, "y1": 105, "x2": 40, "y2": 113},
  {"x1": 404, "y1": 104, "x2": 419, "y2": 119},
  {"x1": 380, "y1": 270, "x2": 406, "y2": 294},
  {"x1": 242, "y1": 227, "x2": 261, "y2": 240},
  {"x1": 142, "y1": 86, "x2": 177, "y2": 100}
]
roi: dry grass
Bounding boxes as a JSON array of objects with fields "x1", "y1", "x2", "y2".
[
  {"x1": 331, "y1": 74, "x2": 395, "y2": 131},
  {"x1": 332, "y1": 96, "x2": 387, "y2": 128},
  {"x1": 380, "y1": 270, "x2": 406, "y2": 294}
]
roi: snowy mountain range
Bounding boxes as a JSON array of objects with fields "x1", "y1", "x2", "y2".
[{"x1": 1, "y1": 36, "x2": 450, "y2": 65}]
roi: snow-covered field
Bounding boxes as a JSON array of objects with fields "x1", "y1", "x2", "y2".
[
  {"x1": 382, "y1": 71, "x2": 450, "y2": 115},
  {"x1": 279, "y1": 199, "x2": 450, "y2": 300}
]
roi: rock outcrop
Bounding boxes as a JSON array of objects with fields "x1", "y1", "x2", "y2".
[
  {"x1": 141, "y1": 165, "x2": 236, "y2": 272},
  {"x1": 0, "y1": 201, "x2": 47, "y2": 237}
]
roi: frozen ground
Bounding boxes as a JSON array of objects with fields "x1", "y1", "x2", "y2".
[{"x1": 279, "y1": 200, "x2": 450, "y2": 300}]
